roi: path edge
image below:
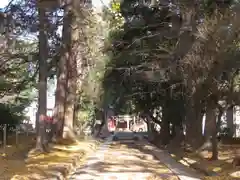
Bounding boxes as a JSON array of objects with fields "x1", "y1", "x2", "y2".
[{"x1": 140, "y1": 139, "x2": 203, "y2": 180}]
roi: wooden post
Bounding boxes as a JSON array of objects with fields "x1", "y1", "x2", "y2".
[{"x1": 3, "y1": 124, "x2": 7, "y2": 150}]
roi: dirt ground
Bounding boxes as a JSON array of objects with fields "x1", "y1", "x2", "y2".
[
  {"x1": 0, "y1": 134, "x2": 99, "y2": 180},
  {"x1": 168, "y1": 144, "x2": 240, "y2": 180},
  {"x1": 5, "y1": 133, "x2": 240, "y2": 180},
  {"x1": 0, "y1": 134, "x2": 35, "y2": 179}
]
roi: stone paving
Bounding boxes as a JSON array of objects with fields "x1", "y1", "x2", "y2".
[{"x1": 69, "y1": 137, "x2": 179, "y2": 180}]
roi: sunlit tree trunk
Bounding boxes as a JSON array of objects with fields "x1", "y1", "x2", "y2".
[
  {"x1": 52, "y1": 1, "x2": 73, "y2": 140},
  {"x1": 36, "y1": 2, "x2": 48, "y2": 151},
  {"x1": 62, "y1": 0, "x2": 78, "y2": 139},
  {"x1": 52, "y1": 16, "x2": 70, "y2": 140},
  {"x1": 52, "y1": 69, "x2": 67, "y2": 140}
]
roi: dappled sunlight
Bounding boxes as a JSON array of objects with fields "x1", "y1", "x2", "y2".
[
  {"x1": 101, "y1": 172, "x2": 152, "y2": 179},
  {"x1": 143, "y1": 145, "x2": 155, "y2": 151},
  {"x1": 70, "y1": 140, "x2": 179, "y2": 180},
  {"x1": 5, "y1": 139, "x2": 99, "y2": 180},
  {"x1": 105, "y1": 163, "x2": 145, "y2": 172},
  {"x1": 178, "y1": 159, "x2": 190, "y2": 167},
  {"x1": 212, "y1": 167, "x2": 222, "y2": 172},
  {"x1": 141, "y1": 141, "x2": 203, "y2": 179},
  {"x1": 168, "y1": 143, "x2": 240, "y2": 179},
  {"x1": 171, "y1": 154, "x2": 176, "y2": 158},
  {"x1": 12, "y1": 173, "x2": 45, "y2": 180},
  {"x1": 230, "y1": 170, "x2": 240, "y2": 178},
  {"x1": 0, "y1": 134, "x2": 35, "y2": 179},
  {"x1": 183, "y1": 157, "x2": 197, "y2": 164}
]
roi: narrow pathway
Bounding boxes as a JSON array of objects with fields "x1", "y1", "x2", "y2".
[{"x1": 69, "y1": 137, "x2": 179, "y2": 180}]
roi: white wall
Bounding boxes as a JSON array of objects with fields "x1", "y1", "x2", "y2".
[
  {"x1": 25, "y1": 77, "x2": 57, "y2": 128},
  {"x1": 234, "y1": 106, "x2": 240, "y2": 137},
  {"x1": 202, "y1": 105, "x2": 240, "y2": 137}
]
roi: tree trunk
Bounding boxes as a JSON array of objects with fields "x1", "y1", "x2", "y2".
[
  {"x1": 227, "y1": 106, "x2": 234, "y2": 137},
  {"x1": 160, "y1": 106, "x2": 170, "y2": 145},
  {"x1": 169, "y1": 119, "x2": 184, "y2": 148},
  {"x1": 211, "y1": 111, "x2": 218, "y2": 160},
  {"x1": 36, "y1": 3, "x2": 48, "y2": 152},
  {"x1": 51, "y1": 72, "x2": 66, "y2": 141},
  {"x1": 62, "y1": 0, "x2": 78, "y2": 139},
  {"x1": 185, "y1": 104, "x2": 203, "y2": 149},
  {"x1": 200, "y1": 101, "x2": 218, "y2": 160},
  {"x1": 216, "y1": 107, "x2": 223, "y2": 134},
  {"x1": 177, "y1": 0, "x2": 202, "y2": 149},
  {"x1": 73, "y1": 97, "x2": 78, "y2": 127},
  {"x1": 211, "y1": 108, "x2": 223, "y2": 160},
  {"x1": 52, "y1": 1, "x2": 72, "y2": 140},
  {"x1": 174, "y1": 0, "x2": 198, "y2": 59}
]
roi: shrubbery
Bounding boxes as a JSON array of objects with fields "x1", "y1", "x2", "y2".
[{"x1": 0, "y1": 103, "x2": 24, "y2": 141}]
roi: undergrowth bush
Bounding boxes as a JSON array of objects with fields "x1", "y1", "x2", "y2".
[{"x1": 0, "y1": 103, "x2": 24, "y2": 141}]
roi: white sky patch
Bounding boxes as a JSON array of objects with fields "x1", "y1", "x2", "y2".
[
  {"x1": 0, "y1": 0, "x2": 9, "y2": 9},
  {"x1": 0, "y1": 0, "x2": 110, "y2": 9},
  {"x1": 0, "y1": 0, "x2": 110, "y2": 38},
  {"x1": 92, "y1": 0, "x2": 110, "y2": 8}
]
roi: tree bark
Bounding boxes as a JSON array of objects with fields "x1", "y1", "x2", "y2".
[
  {"x1": 211, "y1": 109, "x2": 218, "y2": 160},
  {"x1": 160, "y1": 106, "x2": 170, "y2": 145},
  {"x1": 185, "y1": 103, "x2": 203, "y2": 149},
  {"x1": 52, "y1": 71, "x2": 66, "y2": 141},
  {"x1": 174, "y1": 0, "x2": 198, "y2": 59},
  {"x1": 199, "y1": 101, "x2": 218, "y2": 160},
  {"x1": 36, "y1": 3, "x2": 48, "y2": 152},
  {"x1": 227, "y1": 106, "x2": 234, "y2": 137},
  {"x1": 52, "y1": 0, "x2": 72, "y2": 140},
  {"x1": 62, "y1": 0, "x2": 78, "y2": 139},
  {"x1": 211, "y1": 108, "x2": 223, "y2": 160}
]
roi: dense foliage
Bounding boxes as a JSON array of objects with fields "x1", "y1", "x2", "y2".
[
  {"x1": 102, "y1": 0, "x2": 240, "y2": 158},
  {"x1": 0, "y1": 0, "x2": 239, "y2": 160}
]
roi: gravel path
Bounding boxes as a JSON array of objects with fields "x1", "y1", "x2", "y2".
[{"x1": 69, "y1": 138, "x2": 179, "y2": 180}]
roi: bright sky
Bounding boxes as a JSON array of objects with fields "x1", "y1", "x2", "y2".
[
  {"x1": 0, "y1": 0, "x2": 8, "y2": 8},
  {"x1": 0, "y1": 0, "x2": 110, "y2": 8},
  {"x1": 92, "y1": 0, "x2": 110, "y2": 8}
]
